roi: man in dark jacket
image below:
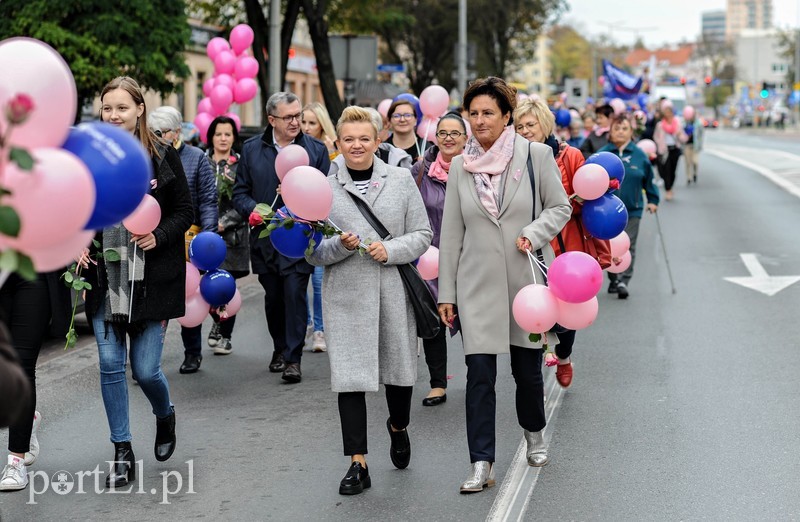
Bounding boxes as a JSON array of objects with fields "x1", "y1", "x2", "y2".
[
  {"x1": 580, "y1": 104, "x2": 614, "y2": 159},
  {"x1": 232, "y1": 92, "x2": 330, "y2": 383},
  {"x1": 149, "y1": 106, "x2": 219, "y2": 374}
]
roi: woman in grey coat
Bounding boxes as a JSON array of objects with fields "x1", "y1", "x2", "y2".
[
  {"x1": 306, "y1": 106, "x2": 432, "y2": 496},
  {"x1": 438, "y1": 77, "x2": 571, "y2": 493}
]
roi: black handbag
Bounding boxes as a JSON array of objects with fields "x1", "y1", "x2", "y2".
[
  {"x1": 526, "y1": 149, "x2": 569, "y2": 334},
  {"x1": 347, "y1": 194, "x2": 442, "y2": 339}
]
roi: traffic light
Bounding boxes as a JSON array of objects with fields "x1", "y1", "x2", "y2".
[
  {"x1": 704, "y1": 76, "x2": 712, "y2": 86},
  {"x1": 680, "y1": 77, "x2": 686, "y2": 85},
  {"x1": 760, "y1": 81, "x2": 770, "y2": 98}
]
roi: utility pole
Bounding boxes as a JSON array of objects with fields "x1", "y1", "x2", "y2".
[
  {"x1": 457, "y1": 0, "x2": 467, "y2": 97},
  {"x1": 794, "y1": 29, "x2": 800, "y2": 125},
  {"x1": 269, "y1": 0, "x2": 281, "y2": 95}
]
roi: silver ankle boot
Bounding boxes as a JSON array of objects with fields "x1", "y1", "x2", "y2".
[
  {"x1": 524, "y1": 430, "x2": 549, "y2": 467},
  {"x1": 459, "y1": 461, "x2": 495, "y2": 493}
]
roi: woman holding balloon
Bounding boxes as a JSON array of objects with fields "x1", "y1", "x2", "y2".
[
  {"x1": 410, "y1": 111, "x2": 468, "y2": 407},
  {"x1": 513, "y1": 98, "x2": 611, "y2": 389},
  {"x1": 81, "y1": 76, "x2": 193, "y2": 488},
  {"x1": 438, "y1": 77, "x2": 571, "y2": 493},
  {"x1": 307, "y1": 106, "x2": 432, "y2": 496},
  {"x1": 599, "y1": 115, "x2": 660, "y2": 299},
  {"x1": 204, "y1": 116, "x2": 249, "y2": 355},
  {"x1": 653, "y1": 100, "x2": 687, "y2": 201}
]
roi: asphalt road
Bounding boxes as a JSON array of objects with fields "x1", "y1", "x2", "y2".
[{"x1": 2, "y1": 128, "x2": 800, "y2": 521}]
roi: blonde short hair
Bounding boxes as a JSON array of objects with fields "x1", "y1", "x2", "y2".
[
  {"x1": 336, "y1": 106, "x2": 379, "y2": 139},
  {"x1": 513, "y1": 99, "x2": 555, "y2": 138}
]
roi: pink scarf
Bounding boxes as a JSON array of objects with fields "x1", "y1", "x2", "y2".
[
  {"x1": 428, "y1": 152, "x2": 450, "y2": 182},
  {"x1": 462, "y1": 126, "x2": 516, "y2": 218},
  {"x1": 661, "y1": 116, "x2": 678, "y2": 135},
  {"x1": 594, "y1": 126, "x2": 609, "y2": 137}
]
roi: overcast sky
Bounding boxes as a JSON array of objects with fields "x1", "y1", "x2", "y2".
[{"x1": 562, "y1": 0, "x2": 798, "y2": 47}]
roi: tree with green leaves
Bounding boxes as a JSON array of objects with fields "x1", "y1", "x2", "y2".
[
  {"x1": 548, "y1": 25, "x2": 592, "y2": 88},
  {"x1": 0, "y1": 0, "x2": 191, "y2": 121}
]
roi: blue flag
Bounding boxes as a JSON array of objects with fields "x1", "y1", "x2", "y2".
[{"x1": 602, "y1": 60, "x2": 643, "y2": 101}]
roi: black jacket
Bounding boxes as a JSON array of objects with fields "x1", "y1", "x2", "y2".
[
  {"x1": 85, "y1": 146, "x2": 194, "y2": 323},
  {"x1": 232, "y1": 126, "x2": 330, "y2": 275}
]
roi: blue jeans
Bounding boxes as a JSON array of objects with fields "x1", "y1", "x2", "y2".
[
  {"x1": 306, "y1": 265, "x2": 324, "y2": 332},
  {"x1": 91, "y1": 302, "x2": 173, "y2": 443}
]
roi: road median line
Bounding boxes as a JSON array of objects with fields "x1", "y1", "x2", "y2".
[{"x1": 705, "y1": 148, "x2": 800, "y2": 199}]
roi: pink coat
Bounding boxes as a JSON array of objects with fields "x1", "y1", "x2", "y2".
[{"x1": 653, "y1": 117, "x2": 688, "y2": 156}]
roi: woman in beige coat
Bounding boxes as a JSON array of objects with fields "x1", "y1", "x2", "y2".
[{"x1": 438, "y1": 77, "x2": 571, "y2": 493}]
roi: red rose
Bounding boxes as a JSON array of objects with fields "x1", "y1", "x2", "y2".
[
  {"x1": 5, "y1": 93, "x2": 35, "y2": 125},
  {"x1": 608, "y1": 179, "x2": 620, "y2": 191},
  {"x1": 228, "y1": 155, "x2": 238, "y2": 164},
  {"x1": 249, "y1": 211, "x2": 264, "y2": 227}
]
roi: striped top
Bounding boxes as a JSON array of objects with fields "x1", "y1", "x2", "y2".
[{"x1": 349, "y1": 164, "x2": 374, "y2": 196}]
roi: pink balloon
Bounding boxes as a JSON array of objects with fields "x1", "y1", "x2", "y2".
[
  {"x1": 223, "y1": 288, "x2": 242, "y2": 317},
  {"x1": 206, "y1": 37, "x2": 230, "y2": 61},
  {"x1": 4, "y1": 148, "x2": 95, "y2": 250},
  {"x1": 275, "y1": 144, "x2": 310, "y2": 181},
  {"x1": 185, "y1": 262, "x2": 201, "y2": 298},
  {"x1": 24, "y1": 230, "x2": 94, "y2": 272},
  {"x1": 178, "y1": 291, "x2": 210, "y2": 328},
  {"x1": 556, "y1": 296, "x2": 599, "y2": 330},
  {"x1": 229, "y1": 24, "x2": 255, "y2": 56},
  {"x1": 233, "y1": 78, "x2": 258, "y2": 104},
  {"x1": 123, "y1": 194, "x2": 161, "y2": 235},
  {"x1": 214, "y1": 50, "x2": 237, "y2": 75},
  {"x1": 416, "y1": 116, "x2": 438, "y2": 142},
  {"x1": 282, "y1": 166, "x2": 333, "y2": 221},
  {"x1": 683, "y1": 105, "x2": 695, "y2": 121},
  {"x1": 417, "y1": 246, "x2": 439, "y2": 281},
  {"x1": 419, "y1": 85, "x2": 449, "y2": 117},
  {"x1": 0, "y1": 38, "x2": 77, "y2": 149},
  {"x1": 197, "y1": 97, "x2": 213, "y2": 115},
  {"x1": 609, "y1": 231, "x2": 630, "y2": 258},
  {"x1": 548, "y1": 251, "x2": 603, "y2": 304},
  {"x1": 573, "y1": 163, "x2": 610, "y2": 201},
  {"x1": 377, "y1": 99, "x2": 392, "y2": 118},
  {"x1": 194, "y1": 112, "x2": 214, "y2": 144},
  {"x1": 234, "y1": 56, "x2": 259, "y2": 80},
  {"x1": 606, "y1": 250, "x2": 632, "y2": 274},
  {"x1": 637, "y1": 139, "x2": 657, "y2": 159},
  {"x1": 214, "y1": 73, "x2": 236, "y2": 91},
  {"x1": 202, "y1": 78, "x2": 215, "y2": 97},
  {"x1": 224, "y1": 112, "x2": 242, "y2": 131},
  {"x1": 210, "y1": 85, "x2": 233, "y2": 115},
  {"x1": 610, "y1": 98, "x2": 626, "y2": 115},
  {"x1": 512, "y1": 284, "x2": 559, "y2": 334}
]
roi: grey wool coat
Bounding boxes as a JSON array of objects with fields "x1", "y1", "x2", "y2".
[
  {"x1": 438, "y1": 134, "x2": 572, "y2": 355},
  {"x1": 306, "y1": 159, "x2": 433, "y2": 392}
]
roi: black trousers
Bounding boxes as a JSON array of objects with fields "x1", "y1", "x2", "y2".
[
  {"x1": 661, "y1": 146, "x2": 682, "y2": 191},
  {"x1": 422, "y1": 325, "x2": 447, "y2": 389},
  {"x1": 465, "y1": 347, "x2": 545, "y2": 463},
  {"x1": 257, "y1": 271, "x2": 310, "y2": 364},
  {"x1": 0, "y1": 274, "x2": 49, "y2": 453},
  {"x1": 338, "y1": 385, "x2": 413, "y2": 456},
  {"x1": 554, "y1": 329, "x2": 576, "y2": 360}
]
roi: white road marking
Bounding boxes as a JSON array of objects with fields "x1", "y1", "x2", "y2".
[
  {"x1": 724, "y1": 253, "x2": 800, "y2": 296},
  {"x1": 704, "y1": 148, "x2": 800, "y2": 200}
]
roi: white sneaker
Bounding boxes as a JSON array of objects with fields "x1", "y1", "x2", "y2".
[
  {"x1": 24, "y1": 411, "x2": 41, "y2": 466},
  {"x1": 0, "y1": 455, "x2": 28, "y2": 491},
  {"x1": 312, "y1": 331, "x2": 327, "y2": 352},
  {"x1": 213, "y1": 338, "x2": 233, "y2": 355}
]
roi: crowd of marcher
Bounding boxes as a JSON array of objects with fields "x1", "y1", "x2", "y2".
[{"x1": 1, "y1": 73, "x2": 701, "y2": 497}]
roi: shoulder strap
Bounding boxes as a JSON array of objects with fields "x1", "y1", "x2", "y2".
[
  {"x1": 526, "y1": 145, "x2": 550, "y2": 280},
  {"x1": 347, "y1": 193, "x2": 391, "y2": 240},
  {"x1": 377, "y1": 147, "x2": 390, "y2": 164}
]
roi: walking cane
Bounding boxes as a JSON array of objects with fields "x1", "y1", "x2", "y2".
[{"x1": 653, "y1": 211, "x2": 677, "y2": 294}]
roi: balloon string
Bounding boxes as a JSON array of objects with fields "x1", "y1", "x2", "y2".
[
  {"x1": 526, "y1": 250, "x2": 549, "y2": 283},
  {"x1": 326, "y1": 218, "x2": 369, "y2": 249},
  {"x1": 526, "y1": 250, "x2": 539, "y2": 285},
  {"x1": 129, "y1": 244, "x2": 136, "y2": 323}
]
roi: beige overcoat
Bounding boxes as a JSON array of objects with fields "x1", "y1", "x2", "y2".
[{"x1": 438, "y1": 134, "x2": 571, "y2": 355}]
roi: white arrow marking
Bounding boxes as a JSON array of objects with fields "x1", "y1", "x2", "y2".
[{"x1": 724, "y1": 253, "x2": 800, "y2": 296}]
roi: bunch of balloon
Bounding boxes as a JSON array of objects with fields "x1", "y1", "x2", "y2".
[
  {"x1": 195, "y1": 24, "x2": 259, "y2": 143},
  {"x1": 181, "y1": 232, "x2": 239, "y2": 327},
  {"x1": 0, "y1": 37, "x2": 153, "y2": 274},
  {"x1": 417, "y1": 85, "x2": 450, "y2": 143},
  {"x1": 579, "y1": 152, "x2": 629, "y2": 240},
  {"x1": 606, "y1": 231, "x2": 632, "y2": 275},
  {"x1": 278, "y1": 145, "x2": 333, "y2": 224}
]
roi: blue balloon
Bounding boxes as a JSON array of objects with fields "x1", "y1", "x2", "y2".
[
  {"x1": 62, "y1": 122, "x2": 152, "y2": 230},
  {"x1": 555, "y1": 108, "x2": 571, "y2": 127},
  {"x1": 581, "y1": 193, "x2": 628, "y2": 240},
  {"x1": 585, "y1": 151, "x2": 625, "y2": 186},
  {"x1": 270, "y1": 221, "x2": 323, "y2": 259},
  {"x1": 199, "y1": 269, "x2": 236, "y2": 307},
  {"x1": 189, "y1": 232, "x2": 227, "y2": 271},
  {"x1": 637, "y1": 93, "x2": 649, "y2": 110},
  {"x1": 392, "y1": 93, "x2": 422, "y2": 123}
]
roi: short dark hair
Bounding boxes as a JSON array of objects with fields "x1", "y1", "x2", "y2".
[
  {"x1": 207, "y1": 116, "x2": 240, "y2": 150},
  {"x1": 463, "y1": 77, "x2": 517, "y2": 122},
  {"x1": 437, "y1": 111, "x2": 467, "y2": 133},
  {"x1": 387, "y1": 99, "x2": 417, "y2": 120},
  {"x1": 609, "y1": 114, "x2": 633, "y2": 130},
  {"x1": 596, "y1": 104, "x2": 614, "y2": 118}
]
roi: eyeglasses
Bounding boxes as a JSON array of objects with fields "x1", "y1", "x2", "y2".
[
  {"x1": 154, "y1": 129, "x2": 175, "y2": 138},
  {"x1": 436, "y1": 130, "x2": 464, "y2": 140},
  {"x1": 516, "y1": 122, "x2": 539, "y2": 132},
  {"x1": 391, "y1": 113, "x2": 416, "y2": 120},
  {"x1": 271, "y1": 112, "x2": 302, "y2": 124}
]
